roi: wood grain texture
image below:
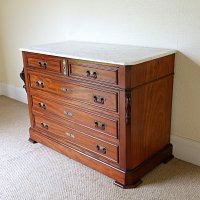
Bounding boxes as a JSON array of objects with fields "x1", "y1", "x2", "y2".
[
  {"x1": 34, "y1": 115, "x2": 119, "y2": 164},
  {"x1": 22, "y1": 52, "x2": 35, "y2": 128},
  {"x1": 32, "y1": 95, "x2": 118, "y2": 139},
  {"x1": 128, "y1": 55, "x2": 175, "y2": 88},
  {"x1": 22, "y1": 50, "x2": 175, "y2": 188},
  {"x1": 118, "y1": 90, "x2": 132, "y2": 170},
  {"x1": 29, "y1": 73, "x2": 118, "y2": 112},
  {"x1": 24, "y1": 52, "x2": 125, "y2": 89},
  {"x1": 128, "y1": 75, "x2": 174, "y2": 169},
  {"x1": 30, "y1": 88, "x2": 119, "y2": 118},
  {"x1": 30, "y1": 128, "x2": 125, "y2": 184},
  {"x1": 119, "y1": 144, "x2": 173, "y2": 188},
  {"x1": 26, "y1": 52, "x2": 63, "y2": 73},
  {"x1": 32, "y1": 109, "x2": 119, "y2": 145},
  {"x1": 68, "y1": 59, "x2": 119, "y2": 85}
]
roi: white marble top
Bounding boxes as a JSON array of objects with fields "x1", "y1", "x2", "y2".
[{"x1": 20, "y1": 41, "x2": 176, "y2": 65}]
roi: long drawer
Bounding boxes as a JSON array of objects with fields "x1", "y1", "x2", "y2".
[
  {"x1": 32, "y1": 96, "x2": 118, "y2": 139},
  {"x1": 34, "y1": 115, "x2": 119, "y2": 164},
  {"x1": 29, "y1": 73, "x2": 118, "y2": 112}
]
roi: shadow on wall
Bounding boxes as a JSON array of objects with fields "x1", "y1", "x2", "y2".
[{"x1": 171, "y1": 52, "x2": 200, "y2": 142}]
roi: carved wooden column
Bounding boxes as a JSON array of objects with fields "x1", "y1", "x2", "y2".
[
  {"x1": 20, "y1": 67, "x2": 37, "y2": 144},
  {"x1": 20, "y1": 68, "x2": 26, "y2": 91},
  {"x1": 125, "y1": 90, "x2": 131, "y2": 125}
]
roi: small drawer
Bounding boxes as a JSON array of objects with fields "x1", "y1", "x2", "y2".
[
  {"x1": 29, "y1": 73, "x2": 118, "y2": 112},
  {"x1": 68, "y1": 59, "x2": 119, "y2": 85},
  {"x1": 26, "y1": 53, "x2": 63, "y2": 74},
  {"x1": 32, "y1": 96, "x2": 118, "y2": 139},
  {"x1": 34, "y1": 115, "x2": 119, "y2": 164}
]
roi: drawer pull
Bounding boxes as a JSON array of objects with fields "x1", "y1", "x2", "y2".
[
  {"x1": 96, "y1": 144, "x2": 106, "y2": 154},
  {"x1": 61, "y1": 87, "x2": 72, "y2": 92},
  {"x1": 64, "y1": 111, "x2": 73, "y2": 117},
  {"x1": 65, "y1": 132, "x2": 75, "y2": 138},
  {"x1": 38, "y1": 102, "x2": 46, "y2": 109},
  {"x1": 36, "y1": 80, "x2": 44, "y2": 88},
  {"x1": 38, "y1": 61, "x2": 47, "y2": 68},
  {"x1": 86, "y1": 70, "x2": 97, "y2": 79},
  {"x1": 94, "y1": 121, "x2": 105, "y2": 130},
  {"x1": 63, "y1": 59, "x2": 67, "y2": 76},
  {"x1": 93, "y1": 95, "x2": 105, "y2": 104},
  {"x1": 41, "y1": 122, "x2": 48, "y2": 129}
]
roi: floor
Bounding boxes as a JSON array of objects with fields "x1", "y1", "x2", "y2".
[{"x1": 0, "y1": 95, "x2": 200, "y2": 200}]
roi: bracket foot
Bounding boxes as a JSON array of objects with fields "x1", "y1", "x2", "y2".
[
  {"x1": 29, "y1": 138, "x2": 37, "y2": 144},
  {"x1": 163, "y1": 154, "x2": 174, "y2": 164},
  {"x1": 114, "y1": 179, "x2": 142, "y2": 189}
]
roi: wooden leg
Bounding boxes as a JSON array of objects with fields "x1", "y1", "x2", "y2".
[
  {"x1": 114, "y1": 144, "x2": 173, "y2": 189},
  {"x1": 29, "y1": 138, "x2": 37, "y2": 144},
  {"x1": 114, "y1": 179, "x2": 143, "y2": 189}
]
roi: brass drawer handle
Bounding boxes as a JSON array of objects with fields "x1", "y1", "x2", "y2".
[
  {"x1": 65, "y1": 132, "x2": 75, "y2": 138},
  {"x1": 64, "y1": 111, "x2": 73, "y2": 117},
  {"x1": 86, "y1": 70, "x2": 97, "y2": 79},
  {"x1": 36, "y1": 80, "x2": 44, "y2": 88},
  {"x1": 61, "y1": 87, "x2": 72, "y2": 92},
  {"x1": 38, "y1": 61, "x2": 47, "y2": 68},
  {"x1": 94, "y1": 121, "x2": 105, "y2": 130},
  {"x1": 41, "y1": 122, "x2": 48, "y2": 129},
  {"x1": 96, "y1": 144, "x2": 106, "y2": 154},
  {"x1": 38, "y1": 102, "x2": 46, "y2": 109},
  {"x1": 93, "y1": 95, "x2": 105, "y2": 104},
  {"x1": 63, "y1": 59, "x2": 67, "y2": 76}
]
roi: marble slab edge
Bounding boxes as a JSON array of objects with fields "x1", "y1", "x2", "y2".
[{"x1": 19, "y1": 48, "x2": 176, "y2": 66}]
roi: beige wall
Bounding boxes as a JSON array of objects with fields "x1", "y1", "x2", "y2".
[
  {"x1": 0, "y1": 47, "x2": 3, "y2": 84},
  {"x1": 0, "y1": 1, "x2": 3, "y2": 84},
  {"x1": 0, "y1": 30, "x2": 3, "y2": 84},
  {"x1": 0, "y1": 0, "x2": 200, "y2": 143}
]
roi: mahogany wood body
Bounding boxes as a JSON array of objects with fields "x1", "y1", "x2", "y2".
[{"x1": 22, "y1": 51, "x2": 175, "y2": 188}]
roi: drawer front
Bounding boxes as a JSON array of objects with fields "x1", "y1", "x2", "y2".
[
  {"x1": 32, "y1": 96, "x2": 118, "y2": 138},
  {"x1": 68, "y1": 59, "x2": 118, "y2": 85},
  {"x1": 29, "y1": 74, "x2": 118, "y2": 112},
  {"x1": 26, "y1": 53, "x2": 63, "y2": 74},
  {"x1": 34, "y1": 115, "x2": 119, "y2": 163}
]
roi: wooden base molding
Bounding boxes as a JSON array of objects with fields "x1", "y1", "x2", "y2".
[
  {"x1": 115, "y1": 143, "x2": 173, "y2": 188},
  {"x1": 30, "y1": 128, "x2": 125, "y2": 185},
  {"x1": 30, "y1": 128, "x2": 173, "y2": 188}
]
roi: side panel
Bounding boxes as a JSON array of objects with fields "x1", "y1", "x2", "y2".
[
  {"x1": 130, "y1": 54, "x2": 175, "y2": 88},
  {"x1": 22, "y1": 52, "x2": 34, "y2": 128},
  {"x1": 128, "y1": 75, "x2": 174, "y2": 169}
]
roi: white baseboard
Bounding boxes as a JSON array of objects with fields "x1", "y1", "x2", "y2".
[
  {"x1": 171, "y1": 134, "x2": 200, "y2": 166},
  {"x1": 1, "y1": 83, "x2": 27, "y2": 104}
]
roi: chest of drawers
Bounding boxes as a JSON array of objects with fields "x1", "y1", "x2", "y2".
[{"x1": 20, "y1": 41, "x2": 175, "y2": 188}]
